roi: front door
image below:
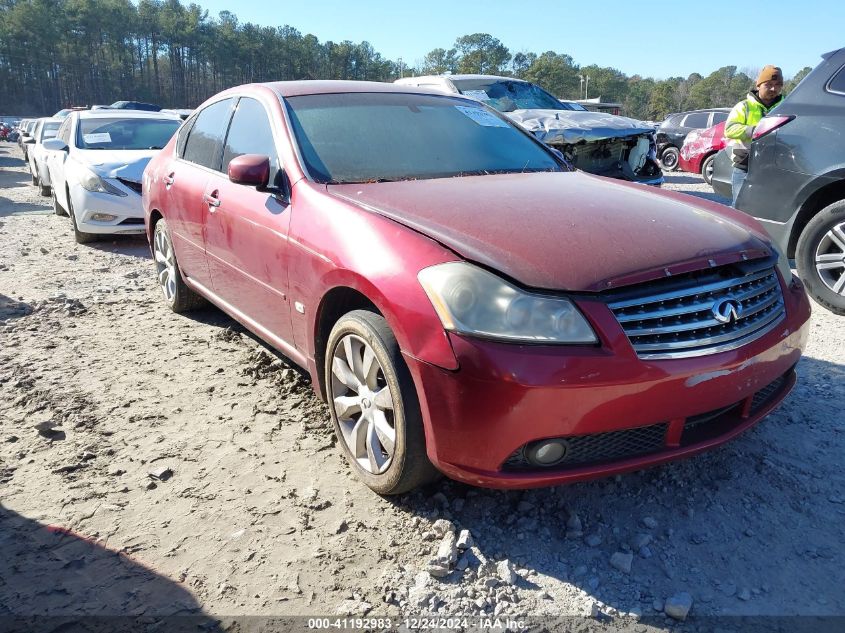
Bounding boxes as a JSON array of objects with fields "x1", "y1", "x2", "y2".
[{"x1": 204, "y1": 96, "x2": 294, "y2": 347}]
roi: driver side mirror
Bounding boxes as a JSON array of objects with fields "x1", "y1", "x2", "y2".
[
  {"x1": 43, "y1": 138, "x2": 69, "y2": 152},
  {"x1": 227, "y1": 154, "x2": 270, "y2": 188},
  {"x1": 23, "y1": 137, "x2": 36, "y2": 144}
]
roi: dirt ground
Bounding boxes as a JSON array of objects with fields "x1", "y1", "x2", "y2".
[{"x1": 1, "y1": 141, "x2": 844, "y2": 630}]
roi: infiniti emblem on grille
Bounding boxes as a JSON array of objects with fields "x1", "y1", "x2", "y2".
[{"x1": 712, "y1": 297, "x2": 743, "y2": 324}]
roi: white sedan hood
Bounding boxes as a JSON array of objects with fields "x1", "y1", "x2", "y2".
[
  {"x1": 505, "y1": 109, "x2": 656, "y2": 145},
  {"x1": 77, "y1": 149, "x2": 158, "y2": 181}
]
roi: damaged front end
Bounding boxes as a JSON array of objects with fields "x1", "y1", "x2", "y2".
[{"x1": 508, "y1": 110, "x2": 664, "y2": 186}]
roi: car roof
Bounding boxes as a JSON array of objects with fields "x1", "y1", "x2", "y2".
[
  {"x1": 213, "y1": 80, "x2": 480, "y2": 99},
  {"x1": 76, "y1": 110, "x2": 182, "y2": 120}
]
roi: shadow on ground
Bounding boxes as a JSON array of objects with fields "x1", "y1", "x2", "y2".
[
  {"x1": 0, "y1": 504, "x2": 225, "y2": 631},
  {"x1": 88, "y1": 236, "x2": 152, "y2": 260}
]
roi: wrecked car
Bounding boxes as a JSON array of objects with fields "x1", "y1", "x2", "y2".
[
  {"x1": 395, "y1": 74, "x2": 663, "y2": 185},
  {"x1": 144, "y1": 80, "x2": 809, "y2": 494}
]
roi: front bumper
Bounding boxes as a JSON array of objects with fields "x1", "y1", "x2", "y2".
[
  {"x1": 406, "y1": 277, "x2": 811, "y2": 488},
  {"x1": 71, "y1": 183, "x2": 146, "y2": 235}
]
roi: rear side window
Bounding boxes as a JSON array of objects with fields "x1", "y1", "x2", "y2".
[
  {"x1": 711, "y1": 111, "x2": 728, "y2": 125},
  {"x1": 682, "y1": 112, "x2": 710, "y2": 128},
  {"x1": 58, "y1": 118, "x2": 72, "y2": 143},
  {"x1": 182, "y1": 98, "x2": 234, "y2": 170},
  {"x1": 222, "y1": 97, "x2": 282, "y2": 187},
  {"x1": 828, "y1": 64, "x2": 845, "y2": 94}
]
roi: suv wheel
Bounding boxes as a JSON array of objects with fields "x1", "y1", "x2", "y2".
[
  {"x1": 796, "y1": 200, "x2": 845, "y2": 315},
  {"x1": 325, "y1": 310, "x2": 439, "y2": 495},
  {"x1": 700, "y1": 154, "x2": 716, "y2": 185},
  {"x1": 660, "y1": 146, "x2": 679, "y2": 171}
]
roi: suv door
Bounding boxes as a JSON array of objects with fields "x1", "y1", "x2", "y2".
[
  {"x1": 204, "y1": 96, "x2": 294, "y2": 347},
  {"x1": 166, "y1": 98, "x2": 235, "y2": 289}
]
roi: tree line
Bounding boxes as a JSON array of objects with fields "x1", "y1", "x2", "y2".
[{"x1": 0, "y1": 0, "x2": 812, "y2": 119}]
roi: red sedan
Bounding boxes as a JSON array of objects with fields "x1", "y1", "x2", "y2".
[
  {"x1": 143, "y1": 81, "x2": 810, "y2": 494},
  {"x1": 679, "y1": 120, "x2": 727, "y2": 185}
]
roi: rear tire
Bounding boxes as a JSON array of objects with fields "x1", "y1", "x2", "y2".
[
  {"x1": 325, "y1": 310, "x2": 440, "y2": 495},
  {"x1": 700, "y1": 154, "x2": 715, "y2": 185},
  {"x1": 660, "y1": 146, "x2": 679, "y2": 171},
  {"x1": 39, "y1": 183, "x2": 51, "y2": 197},
  {"x1": 152, "y1": 217, "x2": 205, "y2": 312},
  {"x1": 796, "y1": 200, "x2": 845, "y2": 315}
]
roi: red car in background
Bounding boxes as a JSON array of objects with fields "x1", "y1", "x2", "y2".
[{"x1": 679, "y1": 120, "x2": 726, "y2": 185}]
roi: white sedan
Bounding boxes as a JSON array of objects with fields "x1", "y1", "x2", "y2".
[
  {"x1": 44, "y1": 110, "x2": 182, "y2": 243},
  {"x1": 25, "y1": 117, "x2": 63, "y2": 196}
]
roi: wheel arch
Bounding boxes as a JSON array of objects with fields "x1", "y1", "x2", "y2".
[
  {"x1": 789, "y1": 177, "x2": 845, "y2": 257},
  {"x1": 312, "y1": 286, "x2": 382, "y2": 401}
]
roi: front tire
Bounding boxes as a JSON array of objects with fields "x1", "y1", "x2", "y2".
[
  {"x1": 152, "y1": 217, "x2": 205, "y2": 312},
  {"x1": 67, "y1": 192, "x2": 98, "y2": 244},
  {"x1": 796, "y1": 199, "x2": 845, "y2": 315},
  {"x1": 52, "y1": 190, "x2": 68, "y2": 216},
  {"x1": 660, "y1": 146, "x2": 679, "y2": 171},
  {"x1": 325, "y1": 310, "x2": 439, "y2": 495}
]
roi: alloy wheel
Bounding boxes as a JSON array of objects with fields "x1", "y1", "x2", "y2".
[
  {"x1": 330, "y1": 334, "x2": 397, "y2": 474},
  {"x1": 815, "y1": 220, "x2": 845, "y2": 296},
  {"x1": 154, "y1": 225, "x2": 178, "y2": 303}
]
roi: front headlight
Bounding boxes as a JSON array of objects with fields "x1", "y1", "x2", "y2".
[
  {"x1": 418, "y1": 262, "x2": 598, "y2": 344},
  {"x1": 773, "y1": 246, "x2": 793, "y2": 283},
  {"x1": 79, "y1": 166, "x2": 127, "y2": 196}
]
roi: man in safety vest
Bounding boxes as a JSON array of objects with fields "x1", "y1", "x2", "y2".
[{"x1": 725, "y1": 65, "x2": 784, "y2": 207}]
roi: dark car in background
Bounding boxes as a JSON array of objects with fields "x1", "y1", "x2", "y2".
[
  {"x1": 657, "y1": 108, "x2": 730, "y2": 171},
  {"x1": 109, "y1": 101, "x2": 162, "y2": 112},
  {"x1": 712, "y1": 47, "x2": 845, "y2": 315}
]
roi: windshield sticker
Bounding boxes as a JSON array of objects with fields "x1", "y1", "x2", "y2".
[
  {"x1": 455, "y1": 106, "x2": 509, "y2": 128},
  {"x1": 83, "y1": 133, "x2": 111, "y2": 144},
  {"x1": 462, "y1": 90, "x2": 489, "y2": 100}
]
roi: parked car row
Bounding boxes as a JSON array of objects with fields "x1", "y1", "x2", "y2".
[{"x1": 15, "y1": 55, "x2": 841, "y2": 493}]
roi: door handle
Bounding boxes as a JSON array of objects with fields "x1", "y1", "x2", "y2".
[
  {"x1": 203, "y1": 191, "x2": 221, "y2": 209},
  {"x1": 163, "y1": 173, "x2": 175, "y2": 187}
]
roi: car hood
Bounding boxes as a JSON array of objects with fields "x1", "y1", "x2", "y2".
[
  {"x1": 505, "y1": 109, "x2": 656, "y2": 145},
  {"x1": 327, "y1": 172, "x2": 771, "y2": 292},
  {"x1": 76, "y1": 149, "x2": 157, "y2": 181}
]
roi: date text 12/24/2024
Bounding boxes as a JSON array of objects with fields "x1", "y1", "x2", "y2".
[{"x1": 307, "y1": 617, "x2": 527, "y2": 630}]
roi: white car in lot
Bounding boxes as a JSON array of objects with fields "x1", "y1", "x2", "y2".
[
  {"x1": 25, "y1": 117, "x2": 63, "y2": 196},
  {"x1": 44, "y1": 110, "x2": 182, "y2": 243}
]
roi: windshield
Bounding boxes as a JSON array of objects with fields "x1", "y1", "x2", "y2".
[
  {"x1": 76, "y1": 117, "x2": 181, "y2": 150},
  {"x1": 450, "y1": 79, "x2": 567, "y2": 112},
  {"x1": 285, "y1": 93, "x2": 562, "y2": 184},
  {"x1": 557, "y1": 101, "x2": 588, "y2": 111}
]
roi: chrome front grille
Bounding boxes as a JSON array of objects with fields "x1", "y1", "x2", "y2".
[{"x1": 608, "y1": 264, "x2": 786, "y2": 360}]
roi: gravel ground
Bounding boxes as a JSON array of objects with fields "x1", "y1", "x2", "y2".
[{"x1": 1, "y1": 143, "x2": 844, "y2": 631}]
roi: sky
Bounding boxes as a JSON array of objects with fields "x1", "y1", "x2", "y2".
[{"x1": 187, "y1": 0, "x2": 841, "y2": 80}]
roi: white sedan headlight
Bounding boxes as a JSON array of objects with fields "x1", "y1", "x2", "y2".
[
  {"x1": 79, "y1": 166, "x2": 127, "y2": 197},
  {"x1": 418, "y1": 262, "x2": 598, "y2": 344}
]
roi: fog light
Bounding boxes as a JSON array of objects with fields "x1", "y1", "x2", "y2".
[
  {"x1": 90, "y1": 213, "x2": 117, "y2": 222},
  {"x1": 526, "y1": 439, "x2": 568, "y2": 466}
]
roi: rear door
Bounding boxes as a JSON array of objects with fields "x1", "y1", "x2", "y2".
[
  {"x1": 164, "y1": 98, "x2": 235, "y2": 289},
  {"x1": 204, "y1": 96, "x2": 293, "y2": 346},
  {"x1": 48, "y1": 117, "x2": 73, "y2": 206}
]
